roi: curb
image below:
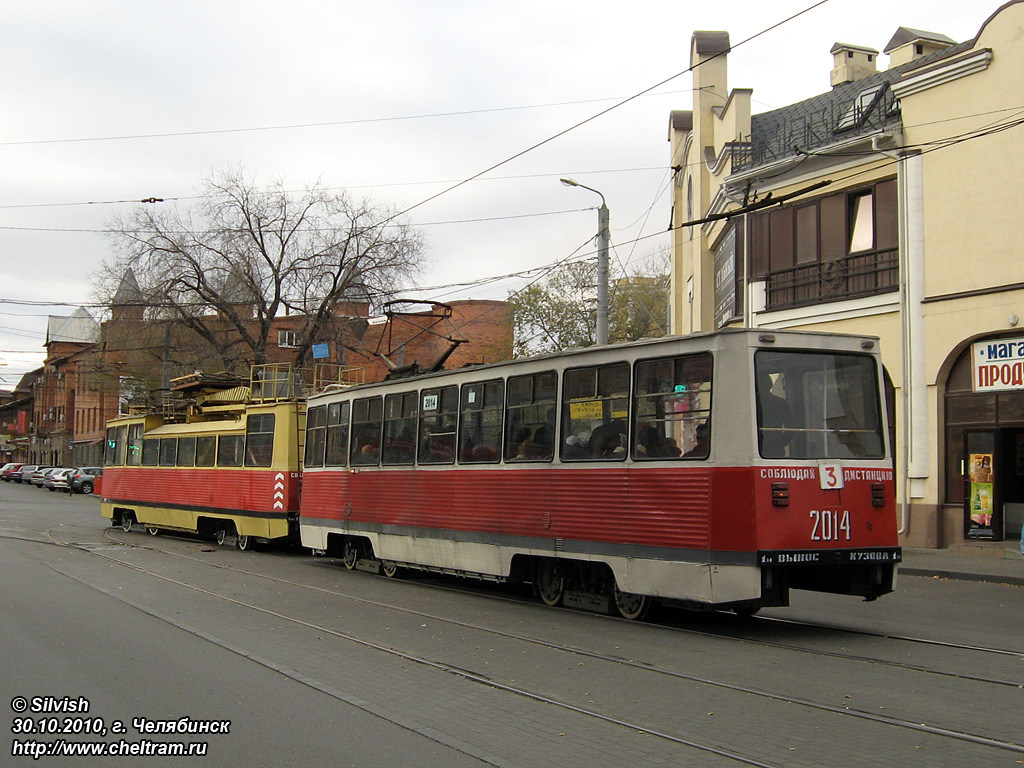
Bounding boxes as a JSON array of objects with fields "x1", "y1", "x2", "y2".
[{"x1": 899, "y1": 566, "x2": 1024, "y2": 588}]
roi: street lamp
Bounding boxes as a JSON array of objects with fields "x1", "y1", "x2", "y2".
[{"x1": 560, "y1": 177, "x2": 610, "y2": 345}]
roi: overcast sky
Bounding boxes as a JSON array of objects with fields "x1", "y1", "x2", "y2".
[{"x1": 0, "y1": 0, "x2": 1006, "y2": 386}]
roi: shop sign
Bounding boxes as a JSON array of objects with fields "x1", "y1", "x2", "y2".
[{"x1": 971, "y1": 338, "x2": 1024, "y2": 392}]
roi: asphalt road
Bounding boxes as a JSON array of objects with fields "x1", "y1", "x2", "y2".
[{"x1": 2, "y1": 481, "x2": 1022, "y2": 768}]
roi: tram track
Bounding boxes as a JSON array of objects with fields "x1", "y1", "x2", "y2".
[
  {"x1": 46, "y1": 525, "x2": 1018, "y2": 761},
  {"x1": 4, "y1": 521, "x2": 1021, "y2": 765},
  {"x1": 95, "y1": 526, "x2": 1024, "y2": 677}
]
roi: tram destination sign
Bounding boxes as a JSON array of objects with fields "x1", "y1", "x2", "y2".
[{"x1": 972, "y1": 338, "x2": 1024, "y2": 392}]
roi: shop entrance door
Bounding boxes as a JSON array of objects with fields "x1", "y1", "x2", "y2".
[
  {"x1": 964, "y1": 430, "x2": 1000, "y2": 540},
  {"x1": 998, "y1": 428, "x2": 1024, "y2": 545}
]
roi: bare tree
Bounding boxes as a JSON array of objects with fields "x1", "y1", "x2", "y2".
[{"x1": 98, "y1": 167, "x2": 425, "y2": 373}]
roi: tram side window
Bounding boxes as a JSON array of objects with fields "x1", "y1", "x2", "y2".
[
  {"x1": 159, "y1": 438, "x2": 178, "y2": 466},
  {"x1": 104, "y1": 427, "x2": 116, "y2": 466},
  {"x1": 305, "y1": 405, "x2": 327, "y2": 468},
  {"x1": 562, "y1": 363, "x2": 630, "y2": 461},
  {"x1": 195, "y1": 436, "x2": 216, "y2": 467},
  {"x1": 459, "y1": 380, "x2": 503, "y2": 463},
  {"x1": 177, "y1": 437, "x2": 196, "y2": 467},
  {"x1": 217, "y1": 435, "x2": 244, "y2": 467},
  {"x1": 126, "y1": 423, "x2": 144, "y2": 466},
  {"x1": 350, "y1": 397, "x2": 383, "y2": 466},
  {"x1": 383, "y1": 392, "x2": 417, "y2": 465},
  {"x1": 504, "y1": 372, "x2": 557, "y2": 461},
  {"x1": 633, "y1": 353, "x2": 712, "y2": 460},
  {"x1": 245, "y1": 414, "x2": 276, "y2": 467},
  {"x1": 105, "y1": 425, "x2": 128, "y2": 466},
  {"x1": 418, "y1": 386, "x2": 458, "y2": 465},
  {"x1": 142, "y1": 439, "x2": 159, "y2": 466},
  {"x1": 325, "y1": 401, "x2": 350, "y2": 466}
]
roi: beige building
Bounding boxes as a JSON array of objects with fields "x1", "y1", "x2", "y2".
[{"x1": 669, "y1": 1, "x2": 1024, "y2": 552}]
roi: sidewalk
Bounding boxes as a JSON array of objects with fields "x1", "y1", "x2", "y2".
[{"x1": 900, "y1": 545, "x2": 1024, "y2": 586}]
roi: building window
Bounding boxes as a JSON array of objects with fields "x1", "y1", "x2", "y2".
[
  {"x1": 278, "y1": 330, "x2": 300, "y2": 348},
  {"x1": 848, "y1": 192, "x2": 874, "y2": 253}
]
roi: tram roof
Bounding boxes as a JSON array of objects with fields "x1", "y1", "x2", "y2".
[{"x1": 309, "y1": 327, "x2": 880, "y2": 401}]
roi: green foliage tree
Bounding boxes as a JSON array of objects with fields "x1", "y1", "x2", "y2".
[{"x1": 510, "y1": 249, "x2": 669, "y2": 357}]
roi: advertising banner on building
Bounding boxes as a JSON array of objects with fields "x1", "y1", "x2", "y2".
[
  {"x1": 713, "y1": 224, "x2": 738, "y2": 330},
  {"x1": 967, "y1": 451, "x2": 995, "y2": 539},
  {"x1": 972, "y1": 338, "x2": 1024, "y2": 392}
]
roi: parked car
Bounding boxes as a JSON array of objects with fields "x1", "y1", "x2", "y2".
[
  {"x1": 30, "y1": 467, "x2": 57, "y2": 487},
  {"x1": 11, "y1": 465, "x2": 39, "y2": 483},
  {"x1": 1, "y1": 462, "x2": 25, "y2": 481},
  {"x1": 45, "y1": 468, "x2": 74, "y2": 491},
  {"x1": 71, "y1": 467, "x2": 103, "y2": 495}
]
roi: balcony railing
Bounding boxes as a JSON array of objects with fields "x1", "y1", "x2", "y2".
[{"x1": 765, "y1": 248, "x2": 898, "y2": 311}]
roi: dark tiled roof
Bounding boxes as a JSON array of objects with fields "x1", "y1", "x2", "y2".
[{"x1": 744, "y1": 40, "x2": 971, "y2": 169}]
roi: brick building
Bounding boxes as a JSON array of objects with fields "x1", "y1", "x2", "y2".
[{"x1": 18, "y1": 292, "x2": 512, "y2": 468}]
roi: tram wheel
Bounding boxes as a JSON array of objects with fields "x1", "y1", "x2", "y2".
[
  {"x1": 342, "y1": 539, "x2": 359, "y2": 570},
  {"x1": 120, "y1": 514, "x2": 134, "y2": 533},
  {"x1": 381, "y1": 560, "x2": 402, "y2": 578},
  {"x1": 535, "y1": 560, "x2": 565, "y2": 607},
  {"x1": 235, "y1": 534, "x2": 251, "y2": 551},
  {"x1": 146, "y1": 526, "x2": 159, "y2": 536},
  {"x1": 214, "y1": 526, "x2": 228, "y2": 546},
  {"x1": 732, "y1": 605, "x2": 761, "y2": 619},
  {"x1": 612, "y1": 585, "x2": 651, "y2": 621}
]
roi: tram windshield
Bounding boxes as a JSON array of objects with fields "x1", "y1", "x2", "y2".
[{"x1": 755, "y1": 350, "x2": 885, "y2": 460}]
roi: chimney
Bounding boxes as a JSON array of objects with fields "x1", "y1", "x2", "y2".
[
  {"x1": 830, "y1": 43, "x2": 879, "y2": 87},
  {"x1": 884, "y1": 27, "x2": 956, "y2": 68}
]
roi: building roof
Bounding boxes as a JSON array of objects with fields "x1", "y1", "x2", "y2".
[
  {"x1": 46, "y1": 307, "x2": 100, "y2": 345},
  {"x1": 113, "y1": 269, "x2": 144, "y2": 305},
  {"x1": 744, "y1": 38, "x2": 970, "y2": 168},
  {"x1": 884, "y1": 26, "x2": 956, "y2": 53}
]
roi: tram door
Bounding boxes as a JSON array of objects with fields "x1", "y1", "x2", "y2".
[{"x1": 964, "y1": 430, "x2": 1000, "y2": 540}]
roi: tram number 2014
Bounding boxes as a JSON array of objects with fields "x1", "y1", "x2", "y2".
[{"x1": 809, "y1": 509, "x2": 851, "y2": 541}]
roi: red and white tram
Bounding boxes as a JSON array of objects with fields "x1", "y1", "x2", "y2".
[{"x1": 299, "y1": 328, "x2": 901, "y2": 619}]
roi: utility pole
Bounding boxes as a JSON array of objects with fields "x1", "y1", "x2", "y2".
[{"x1": 561, "y1": 178, "x2": 610, "y2": 345}]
